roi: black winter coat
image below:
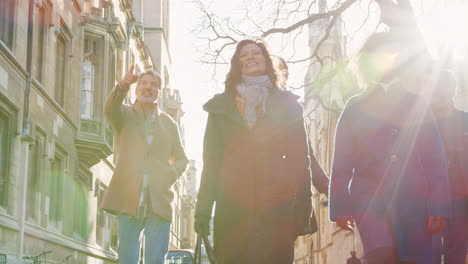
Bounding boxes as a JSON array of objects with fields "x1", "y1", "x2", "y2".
[{"x1": 195, "y1": 89, "x2": 313, "y2": 263}]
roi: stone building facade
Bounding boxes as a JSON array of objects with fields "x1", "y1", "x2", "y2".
[
  {"x1": 294, "y1": 1, "x2": 364, "y2": 263},
  {"x1": 0, "y1": 0, "x2": 195, "y2": 263}
]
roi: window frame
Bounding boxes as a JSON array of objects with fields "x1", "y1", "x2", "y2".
[
  {"x1": 72, "y1": 180, "x2": 89, "y2": 241},
  {"x1": 54, "y1": 19, "x2": 72, "y2": 107},
  {"x1": 33, "y1": 0, "x2": 52, "y2": 83},
  {"x1": 95, "y1": 180, "x2": 106, "y2": 247},
  {"x1": 26, "y1": 126, "x2": 47, "y2": 223},
  {"x1": 95, "y1": 179, "x2": 118, "y2": 250},
  {"x1": 81, "y1": 31, "x2": 105, "y2": 120},
  {"x1": 0, "y1": 0, "x2": 16, "y2": 49},
  {"x1": 81, "y1": 58, "x2": 96, "y2": 119},
  {"x1": 47, "y1": 145, "x2": 66, "y2": 232},
  {"x1": 0, "y1": 96, "x2": 17, "y2": 211}
]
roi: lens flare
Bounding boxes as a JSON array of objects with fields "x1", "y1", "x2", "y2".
[{"x1": 421, "y1": 5, "x2": 468, "y2": 60}]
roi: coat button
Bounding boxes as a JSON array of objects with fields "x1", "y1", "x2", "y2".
[
  {"x1": 391, "y1": 128, "x2": 398, "y2": 136},
  {"x1": 390, "y1": 154, "x2": 398, "y2": 163}
]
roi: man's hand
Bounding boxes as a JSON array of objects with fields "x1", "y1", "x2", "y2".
[
  {"x1": 119, "y1": 65, "x2": 138, "y2": 89},
  {"x1": 335, "y1": 217, "x2": 355, "y2": 232},
  {"x1": 427, "y1": 216, "x2": 447, "y2": 234}
]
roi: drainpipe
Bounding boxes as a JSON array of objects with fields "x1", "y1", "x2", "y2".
[
  {"x1": 22, "y1": 0, "x2": 34, "y2": 137},
  {"x1": 18, "y1": 0, "x2": 35, "y2": 259}
]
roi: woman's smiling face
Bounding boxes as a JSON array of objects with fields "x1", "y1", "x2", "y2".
[{"x1": 239, "y1": 43, "x2": 267, "y2": 77}]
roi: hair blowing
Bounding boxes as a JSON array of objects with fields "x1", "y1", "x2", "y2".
[{"x1": 224, "y1": 39, "x2": 279, "y2": 96}]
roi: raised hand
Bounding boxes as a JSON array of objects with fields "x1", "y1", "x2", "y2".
[{"x1": 119, "y1": 65, "x2": 138, "y2": 89}]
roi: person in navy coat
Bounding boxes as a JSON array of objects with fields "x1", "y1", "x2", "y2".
[
  {"x1": 328, "y1": 32, "x2": 451, "y2": 264},
  {"x1": 431, "y1": 70, "x2": 468, "y2": 264}
]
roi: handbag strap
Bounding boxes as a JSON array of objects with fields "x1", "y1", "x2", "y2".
[{"x1": 194, "y1": 233, "x2": 218, "y2": 264}]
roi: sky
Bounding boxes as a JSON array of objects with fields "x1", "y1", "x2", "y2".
[
  {"x1": 170, "y1": 0, "x2": 375, "y2": 178},
  {"x1": 170, "y1": 0, "x2": 468, "y2": 184},
  {"x1": 169, "y1": 0, "x2": 320, "y2": 181}
]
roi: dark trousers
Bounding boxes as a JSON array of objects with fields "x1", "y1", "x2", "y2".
[
  {"x1": 355, "y1": 205, "x2": 442, "y2": 264},
  {"x1": 218, "y1": 202, "x2": 296, "y2": 264},
  {"x1": 443, "y1": 218, "x2": 468, "y2": 264}
]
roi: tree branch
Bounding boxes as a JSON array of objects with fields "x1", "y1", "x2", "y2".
[{"x1": 261, "y1": 0, "x2": 358, "y2": 38}]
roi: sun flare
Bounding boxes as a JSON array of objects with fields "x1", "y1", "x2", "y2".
[{"x1": 421, "y1": 5, "x2": 468, "y2": 59}]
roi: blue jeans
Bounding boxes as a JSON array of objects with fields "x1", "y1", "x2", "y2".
[{"x1": 118, "y1": 214, "x2": 171, "y2": 264}]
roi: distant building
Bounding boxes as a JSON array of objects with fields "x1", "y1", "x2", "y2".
[{"x1": 295, "y1": 0, "x2": 363, "y2": 263}]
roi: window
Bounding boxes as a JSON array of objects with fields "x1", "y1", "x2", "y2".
[
  {"x1": 162, "y1": 0, "x2": 169, "y2": 41},
  {"x1": 0, "y1": 114, "x2": 10, "y2": 208},
  {"x1": 55, "y1": 33, "x2": 66, "y2": 106},
  {"x1": 47, "y1": 146, "x2": 65, "y2": 230},
  {"x1": 181, "y1": 216, "x2": 187, "y2": 238},
  {"x1": 96, "y1": 182, "x2": 106, "y2": 246},
  {"x1": 95, "y1": 180, "x2": 117, "y2": 249},
  {"x1": 0, "y1": 0, "x2": 15, "y2": 49},
  {"x1": 164, "y1": 68, "x2": 169, "y2": 89},
  {"x1": 54, "y1": 21, "x2": 71, "y2": 106},
  {"x1": 81, "y1": 35, "x2": 104, "y2": 119},
  {"x1": 26, "y1": 129, "x2": 46, "y2": 222},
  {"x1": 0, "y1": 100, "x2": 15, "y2": 209},
  {"x1": 116, "y1": 50, "x2": 123, "y2": 83},
  {"x1": 110, "y1": 214, "x2": 118, "y2": 251},
  {"x1": 33, "y1": 3, "x2": 50, "y2": 83},
  {"x1": 81, "y1": 58, "x2": 95, "y2": 118},
  {"x1": 108, "y1": 48, "x2": 116, "y2": 94},
  {"x1": 74, "y1": 181, "x2": 89, "y2": 240}
]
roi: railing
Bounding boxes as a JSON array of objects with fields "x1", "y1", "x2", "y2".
[
  {"x1": 22, "y1": 250, "x2": 52, "y2": 264},
  {"x1": 80, "y1": 119, "x2": 102, "y2": 135},
  {"x1": 76, "y1": 119, "x2": 113, "y2": 167}
]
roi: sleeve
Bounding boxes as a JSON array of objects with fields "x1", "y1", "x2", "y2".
[
  {"x1": 286, "y1": 100, "x2": 313, "y2": 233},
  {"x1": 169, "y1": 121, "x2": 189, "y2": 180},
  {"x1": 328, "y1": 104, "x2": 356, "y2": 221},
  {"x1": 195, "y1": 113, "x2": 223, "y2": 222},
  {"x1": 419, "y1": 108, "x2": 451, "y2": 218},
  {"x1": 308, "y1": 142, "x2": 330, "y2": 195},
  {"x1": 104, "y1": 84, "x2": 129, "y2": 130}
]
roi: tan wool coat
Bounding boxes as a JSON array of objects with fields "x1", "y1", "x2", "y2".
[{"x1": 100, "y1": 85, "x2": 189, "y2": 221}]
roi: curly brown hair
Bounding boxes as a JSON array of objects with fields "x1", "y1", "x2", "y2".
[{"x1": 224, "y1": 39, "x2": 280, "y2": 96}]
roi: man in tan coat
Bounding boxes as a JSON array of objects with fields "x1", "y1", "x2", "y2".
[{"x1": 101, "y1": 65, "x2": 188, "y2": 264}]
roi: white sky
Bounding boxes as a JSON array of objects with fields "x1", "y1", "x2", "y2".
[{"x1": 170, "y1": 0, "x2": 468, "y2": 183}]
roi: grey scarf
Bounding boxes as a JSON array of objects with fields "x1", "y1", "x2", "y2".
[{"x1": 236, "y1": 75, "x2": 274, "y2": 127}]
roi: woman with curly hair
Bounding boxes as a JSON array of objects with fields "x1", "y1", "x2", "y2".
[{"x1": 194, "y1": 39, "x2": 313, "y2": 264}]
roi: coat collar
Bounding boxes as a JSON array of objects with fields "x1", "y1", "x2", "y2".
[
  {"x1": 203, "y1": 93, "x2": 246, "y2": 126},
  {"x1": 203, "y1": 88, "x2": 297, "y2": 126}
]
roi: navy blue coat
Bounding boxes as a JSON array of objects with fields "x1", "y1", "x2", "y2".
[
  {"x1": 437, "y1": 109, "x2": 468, "y2": 217},
  {"x1": 329, "y1": 87, "x2": 451, "y2": 222}
]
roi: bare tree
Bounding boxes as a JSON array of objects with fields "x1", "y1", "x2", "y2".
[{"x1": 192, "y1": 0, "x2": 420, "y2": 112}]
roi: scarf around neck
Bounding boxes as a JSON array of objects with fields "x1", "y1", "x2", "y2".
[{"x1": 236, "y1": 75, "x2": 274, "y2": 127}]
